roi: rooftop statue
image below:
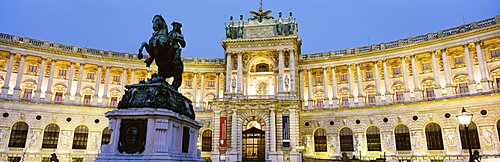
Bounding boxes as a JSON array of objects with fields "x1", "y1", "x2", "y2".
[
  {"x1": 249, "y1": 7, "x2": 273, "y2": 23},
  {"x1": 138, "y1": 15, "x2": 186, "y2": 91}
]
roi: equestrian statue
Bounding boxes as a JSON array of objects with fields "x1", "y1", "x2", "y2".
[{"x1": 138, "y1": 15, "x2": 186, "y2": 91}]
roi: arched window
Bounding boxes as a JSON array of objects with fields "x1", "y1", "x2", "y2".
[
  {"x1": 201, "y1": 130, "x2": 213, "y2": 151},
  {"x1": 8, "y1": 122, "x2": 29, "y2": 148},
  {"x1": 459, "y1": 122, "x2": 481, "y2": 149},
  {"x1": 314, "y1": 128, "x2": 327, "y2": 152},
  {"x1": 425, "y1": 123, "x2": 444, "y2": 150},
  {"x1": 72, "y1": 125, "x2": 89, "y2": 149},
  {"x1": 497, "y1": 120, "x2": 500, "y2": 142},
  {"x1": 339, "y1": 127, "x2": 354, "y2": 151},
  {"x1": 366, "y1": 126, "x2": 381, "y2": 151},
  {"x1": 101, "y1": 127, "x2": 111, "y2": 145},
  {"x1": 394, "y1": 124, "x2": 411, "y2": 150},
  {"x1": 42, "y1": 124, "x2": 60, "y2": 148}
]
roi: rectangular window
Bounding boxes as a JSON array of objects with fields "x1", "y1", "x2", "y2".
[
  {"x1": 316, "y1": 76, "x2": 323, "y2": 83},
  {"x1": 491, "y1": 49, "x2": 500, "y2": 58},
  {"x1": 455, "y1": 57, "x2": 464, "y2": 64},
  {"x1": 72, "y1": 158, "x2": 84, "y2": 162},
  {"x1": 341, "y1": 97, "x2": 349, "y2": 107},
  {"x1": 113, "y1": 75, "x2": 120, "y2": 82},
  {"x1": 58, "y1": 69, "x2": 67, "y2": 77},
  {"x1": 423, "y1": 63, "x2": 431, "y2": 70},
  {"x1": 182, "y1": 126, "x2": 190, "y2": 153},
  {"x1": 28, "y1": 65, "x2": 37, "y2": 73},
  {"x1": 41, "y1": 157, "x2": 51, "y2": 162},
  {"x1": 340, "y1": 74, "x2": 347, "y2": 81},
  {"x1": 459, "y1": 83, "x2": 468, "y2": 95},
  {"x1": 208, "y1": 81, "x2": 215, "y2": 87},
  {"x1": 365, "y1": 71, "x2": 373, "y2": 78},
  {"x1": 368, "y1": 95, "x2": 375, "y2": 105},
  {"x1": 22, "y1": 89, "x2": 32, "y2": 100},
  {"x1": 87, "y1": 72, "x2": 94, "y2": 79},
  {"x1": 393, "y1": 67, "x2": 401, "y2": 75},
  {"x1": 83, "y1": 95, "x2": 91, "y2": 105},
  {"x1": 7, "y1": 157, "x2": 21, "y2": 162},
  {"x1": 395, "y1": 91, "x2": 404, "y2": 102},
  {"x1": 110, "y1": 97, "x2": 118, "y2": 106},
  {"x1": 496, "y1": 78, "x2": 500, "y2": 90},
  {"x1": 426, "y1": 87, "x2": 435, "y2": 99},
  {"x1": 54, "y1": 92, "x2": 63, "y2": 103},
  {"x1": 316, "y1": 99, "x2": 323, "y2": 108}
]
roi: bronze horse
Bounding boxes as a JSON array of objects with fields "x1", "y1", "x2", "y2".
[{"x1": 138, "y1": 15, "x2": 185, "y2": 91}]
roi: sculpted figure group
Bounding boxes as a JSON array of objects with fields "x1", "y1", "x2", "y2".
[{"x1": 138, "y1": 15, "x2": 186, "y2": 91}]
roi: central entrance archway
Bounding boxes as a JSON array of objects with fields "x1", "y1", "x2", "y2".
[{"x1": 242, "y1": 116, "x2": 266, "y2": 161}]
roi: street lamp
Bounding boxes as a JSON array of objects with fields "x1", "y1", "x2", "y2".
[
  {"x1": 295, "y1": 141, "x2": 305, "y2": 162},
  {"x1": 456, "y1": 107, "x2": 473, "y2": 162}
]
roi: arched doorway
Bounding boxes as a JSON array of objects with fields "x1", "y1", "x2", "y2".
[{"x1": 242, "y1": 116, "x2": 266, "y2": 161}]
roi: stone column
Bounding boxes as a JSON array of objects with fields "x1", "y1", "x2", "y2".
[
  {"x1": 463, "y1": 43, "x2": 477, "y2": 93},
  {"x1": 237, "y1": 52, "x2": 243, "y2": 93},
  {"x1": 211, "y1": 111, "x2": 221, "y2": 162},
  {"x1": 121, "y1": 67, "x2": 127, "y2": 91},
  {"x1": 199, "y1": 72, "x2": 205, "y2": 109},
  {"x1": 193, "y1": 72, "x2": 198, "y2": 106},
  {"x1": 102, "y1": 66, "x2": 110, "y2": 106},
  {"x1": 278, "y1": 49, "x2": 284, "y2": 93},
  {"x1": 74, "y1": 63, "x2": 84, "y2": 104},
  {"x1": 373, "y1": 61, "x2": 382, "y2": 104},
  {"x1": 289, "y1": 49, "x2": 296, "y2": 92},
  {"x1": 330, "y1": 66, "x2": 339, "y2": 108},
  {"x1": 306, "y1": 68, "x2": 313, "y2": 109},
  {"x1": 44, "y1": 59, "x2": 57, "y2": 101},
  {"x1": 270, "y1": 109, "x2": 277, "y2": 153},
  {"x1": 431, "y1": 51, "x2": 443, "y2": 98},
  {"x1": 225, "y1": 52, "x2": 232, "y2": 93},
  {"x1": 411, "y1": 55, "x2": 422, "y2": 100},
  {"x1": 382, "y1": 60, "x2": 393, "y2": 103},
  {"x1": 64, "y1": 62, "x2": 75, "y2": 102},
  {"x1": 130, "y1": 69, "x2": 135, "y2": 84},
  {"x1": 215, "y1": 72, "x2": 220, "y2": 99},
  {"x1": 299, "y1": 69, "x2": 305, "y2": 109},
  {"x1": 347, "y1": 64, "x2": 355, "y2": 107},
  {"x1": 34, "y1": 57, "x2": 46, "y2": 101},
  {"x1": 401, "y1": 56, "x2": 412, "y2": 101},
  {"x1": 229, "y1": 109, "x2": 238, "y2": 158},
  {"x1": 356, "y1": 63, "x2": 364, "y2": 106},
  {"x1": 1, "y1": 52, "x2": 15, "y2": 97},
  {"x1": 12, "y1": 54, "x2": 26, "y2": 99},
  {"x1": 441, "y1": 49, "x2": 454, "y2": 96},
  {"x1": 289, "y1": 109, "x2": 299, "y2": 151},
  {"x1": 475, "y1": 41, "x2": 491, "y2": 91},
  {"x1": 322, "y1": 67, "x2": 329, "y2": 107},
  {"x1": 93, "y1": 65, "x2": 102, "y2": 106}
]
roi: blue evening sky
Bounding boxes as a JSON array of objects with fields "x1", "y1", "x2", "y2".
[{"x1": 0, "y1": 0, "x2": 498, "y2": 58}]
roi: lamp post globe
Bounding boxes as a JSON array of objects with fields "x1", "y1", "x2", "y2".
[{"x1": 456, "y1": 107, "x2": 473, "y2": 162}]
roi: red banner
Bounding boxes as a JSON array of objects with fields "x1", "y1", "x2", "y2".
[{"x1": 219, "y1": 116, "x2": 227, "y2": 147}]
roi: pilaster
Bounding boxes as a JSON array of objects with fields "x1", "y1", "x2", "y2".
[{"x1": 12, "y1": 53, "x2": 26, "y2": 99}]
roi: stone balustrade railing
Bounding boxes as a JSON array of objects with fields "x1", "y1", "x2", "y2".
[
  {"x1": 301, "y1": 15, "x2": 500, "y2": 60},
  {"x1": 0, "y1": 32, "x2": 224, "y2": 65}
]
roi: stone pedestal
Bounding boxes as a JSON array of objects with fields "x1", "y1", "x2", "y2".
[
  {"x1": 96, "y1": 74, "x2": 203, "y2": 162},
  {"x1": 96, "y1": 108, "x2": 203, "y2": 162}
]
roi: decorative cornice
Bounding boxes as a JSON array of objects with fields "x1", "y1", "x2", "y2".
[{"x1": 299, "y1": 24, "x2": 500, "y2": 65}]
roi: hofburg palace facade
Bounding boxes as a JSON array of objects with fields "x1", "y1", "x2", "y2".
[{"x1": 0, "y1": 8, "x2": 500, "y2": 162}]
